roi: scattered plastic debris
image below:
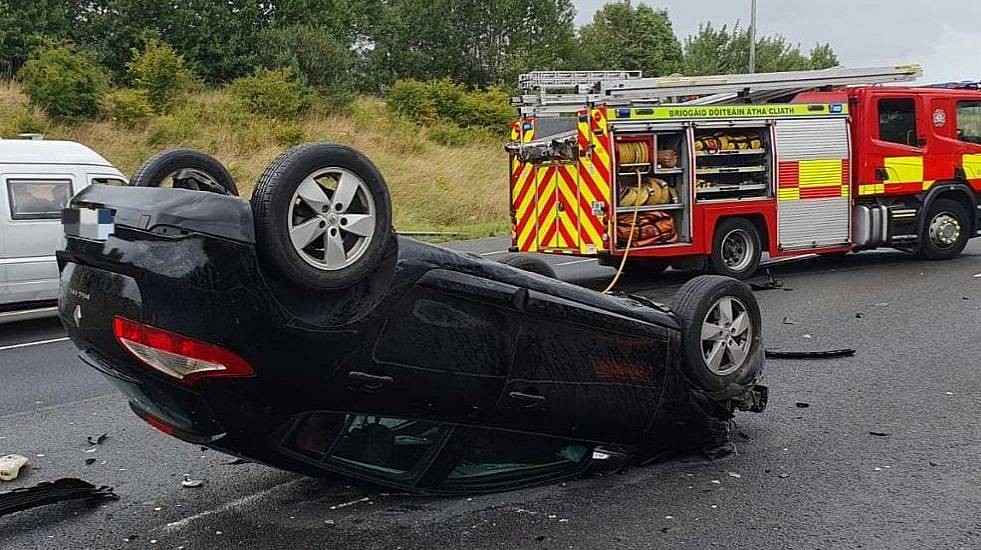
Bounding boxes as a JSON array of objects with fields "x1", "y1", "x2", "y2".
[
  {"x1": 795, "y1": 402, "x2": 810, "y2": 408},
  {"x1": 84, "y1": 459, "x2": 96, "y2": 466},
  {"x1": 329, "y1": 496, "x2": 369, "y2": 510},
  {"x1": 87, "y1": 433, "x2": 108, "y2": 446},
  {"x1": 869, "y1": 431, "x2": 890, "y2": 437},
  {"x1": 726, "y1": 471, "x2": 742, "y2": 479},
  {"x1": 0, "y1": 478, "x2": 117, "y2": 517},
  {"x1": 781, "y1": 317, "x2": 799, "y2": 325},
  {"x1": 855, "y1": 312, "x2": 864, "y2": 319},
  {"x1": 181, "y1": 476, "x2": 207, "y2": 489},
  {"x1": 766, "y1": 349, "x2": 856, "y2": 359},
  {"x1": 0, "y1": 455, "x2": 28, "y2": 482},
  {"x1": 709, "y1": 479, "x2": 721, "y2": 485},
  {"x1": 778, "y1": 473, "x2": 789, "y2": 479},
  {"x1": 875, "y1": 302, "x2": 891, "y2": 307}
]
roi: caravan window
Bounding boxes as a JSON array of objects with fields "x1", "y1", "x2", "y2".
[{"x1": 6, "y1": 179, "x2": 72, "y2": 220}]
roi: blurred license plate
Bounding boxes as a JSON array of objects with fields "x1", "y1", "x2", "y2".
[{"x1": 63, "y1": 207, "x2": 115, "y2": 241}]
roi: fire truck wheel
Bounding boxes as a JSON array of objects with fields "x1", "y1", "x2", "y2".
[
  {"x1": 251, "y1": 143, "x2": 393, "y2": 290},
  {"x1": 129, "y1": 149, "x2": 238, "y2": 196},
  {"x1": 500, "y1": 254, "x2": 557, "y2": 279},
  {"x1": 709, "y1": 218, "x2": 761, "y2": 280},
  {"x1": 673, "y1": 275, "x2": 764, "y2": 400},
  {"x1": 918, "y1": 198, "x2": 969, "y2": 260}
]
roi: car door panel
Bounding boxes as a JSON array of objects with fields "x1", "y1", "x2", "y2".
[
  {"x1": 494, "y1": 290, "x2": 669, "y2": 444},
  {"x1": 341, "y1": 269, "x2": 520, "y2": 423}
]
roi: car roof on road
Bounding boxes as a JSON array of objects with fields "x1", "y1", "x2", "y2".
[{"x1": 0, "y1": 139, "x2": 115, "y2": 167}]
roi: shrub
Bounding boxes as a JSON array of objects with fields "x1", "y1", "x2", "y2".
[
  {"x1": 272, "y1": 122, "x2": 305, "y2": 146},
  {"x1": 386, "y1": 79, "x2": 437, "y2": 125},
  {"x1": 427, "y1": 123, "x2": 471, "y2": 147},
  {"x1": 387, "y1": 79, "x2": 511, "y2": 135},
  {"x1": 16, "y1": 43, "x2": 109, "y2": 121},
  {"x1": 8, "y1": 109, "x2": 48, "y2": 136},
  {"x1": 104, "y1": 89, "x2": 153, "y2": 128},
  {"x1": 146, "y1": 104, "x2": 202, "y2": 146},
  {"x1": 459, "y1": 87, "x2": 513, "y2": 135},
  {"x1": 227, "y1": 67, "x2": 308, "y2": 120},
  {"x1": 127, "y1": 39, "x2": 195, "y2": 112}
]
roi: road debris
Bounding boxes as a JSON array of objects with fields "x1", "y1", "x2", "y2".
[
  {"x1": 778, "y1": 473, "x2": 789, "y2": 479},
  {"x1": 781, "y1": 316, "x2": 799, "y2": 325},
  {"x1": 87, "y1": 433, "x2": 108, "y2": 445},
  {"x1": 181, "y1": 476, "x2": 207, "y2": 489},
  {"x1": 795, "y1": 402, "x2": 810, "y2": 408},
  {"x1": 766, "y1": 349, "x2": 856, "y2": 359},
  {"x1": 0, "y1": 454, "x2": 29, "y2": 482},
  {"x1": 868, "y1": 431, "x2": 890, "y2": 437},
  {"x1": 749, "y1": 270, "x2": 791, "y2": 291},
  {"x1": 726, "y1": 471, "x2": 742, "y2": 478},
  {"x1": 0, "y1": 478, "x2": 117, "y2": 517},
  {"x1": 855, "y1": 312, "x2": 864, "y2": 319},
  {"x1": 84, "y1": 458, "x2": 96, "y2": 466}
]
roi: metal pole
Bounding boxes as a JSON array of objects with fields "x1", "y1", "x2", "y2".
[{"x1": 748, "y1": 0, "x2": 757, "y2": 73}]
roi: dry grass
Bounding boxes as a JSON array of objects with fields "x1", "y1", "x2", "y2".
[{"x1": 0, "y1": 82, "x2": 508, "y2": 235}]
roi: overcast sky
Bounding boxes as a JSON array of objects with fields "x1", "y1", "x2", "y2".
[{"x1": 572, "y1": 0, "x2": 981, "y2": 83}]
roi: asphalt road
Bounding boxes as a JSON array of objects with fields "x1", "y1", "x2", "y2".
[{"x1": 2, "y1": 239, "x2": 980, "y2": 550}]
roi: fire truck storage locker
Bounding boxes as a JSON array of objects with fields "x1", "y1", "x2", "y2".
[
  {"x1": 612, "y1": 123, "x2": 691, "y2": 250},
  {"x1": 692, "y1": 122, "x2": 772, "y2": 202},
  {"x1": 772, "y1": 116, "x2": 851, "y2": 251}
]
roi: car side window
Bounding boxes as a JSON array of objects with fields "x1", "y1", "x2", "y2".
[
  {"x1": 6, "y1": 179, "x2": 73, "y2": 220},
  {"x1": 956, "y1": 101, "x2": 981, "y2": 144},
  {"x1": 878, "y1": 98, "x2": 918, "y2": 146},
  {"x1": 91, "y1": 177, "x2": 126, "y2": 186}
]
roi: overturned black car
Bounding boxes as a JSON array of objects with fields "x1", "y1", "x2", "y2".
[{"x1": 57, "y1": 144, "x2": 767, "y2": 494}]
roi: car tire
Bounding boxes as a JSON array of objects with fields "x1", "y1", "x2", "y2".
[
  {"x1": 917, "y1": 198, "x2": 969, "y2": 260},
  {"x1": 129, "y1": 149, "x2": 238, "y2": 196},
  {"x1": 673, "y1": 275, "x2": 763, "y2": 400},
  {"x1": 500, "y1": 254, "x2": 557, "y2": 279},
  {"x1": 251, "y1": 143, "x2": 393, "y2": 290},
  {"x1": 709, "y1": 218, "x2": 761, "y2": 279}
]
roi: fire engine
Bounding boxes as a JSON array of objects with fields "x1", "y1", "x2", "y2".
[{"x1": 506, "y1": 65, "x2": 981, "y2": 279}]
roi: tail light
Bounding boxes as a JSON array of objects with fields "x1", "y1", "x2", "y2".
[{"x1": 113, "y1": 316, "x2": 254, "y2": 385}]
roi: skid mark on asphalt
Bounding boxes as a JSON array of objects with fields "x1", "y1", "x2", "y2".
[
  {"x1": 0, "y1": 337, "x2": 70, "y2": 352},
  {"x1": 0, "y1": 394, "x2": 114, "y2": 420},
  {"x1": 163, "y1": 478, "x2": 307, "y2": 531}
]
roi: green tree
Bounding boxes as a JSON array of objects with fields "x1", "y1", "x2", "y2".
[
  {"x1": 683, "y1": 21, "x2": 840, "y2": 75},
  {"x1": 128, "y1": 39, "x2": 196, "y2": 111},
  {"x1": 0, "y1": 0, "x2": 72, "y2": 76},
  {"x1": 16, "y1": 43, "x2": 109, "y2": 121},
  {"x1": 577, "y1": 1, "x2": 683, "y2": 76},
  {"x1": 256, "y1": 24, "x2": 355, "y2": 91},
  {"x1": 361, "y1": 0, "x2": 578, "y2": 89}
]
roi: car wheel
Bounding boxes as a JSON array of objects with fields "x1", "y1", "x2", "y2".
[
  {"x1": 917, "y1": 198, "x2": 969, "y2": 260},
  {"x1": 673, "y1": 275, "x2": 763, "y2": 399},
  {"x1": 500, "y1": 254, "x2": 557, "y2": 279},
  {"x1": 129, "y1": 149, "x2": 238, "y2": 196},
  {"x1": 709, "y1": 218, "x2": 761, "y2": 279},
  {"x1": 251, "y1": 143, "x2": 393, "y2": 290}
]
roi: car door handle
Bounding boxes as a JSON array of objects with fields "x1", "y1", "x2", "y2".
[
  {"x1": 508, "y1": 391, "x2": 546, "y2": 408},
  {"x1": 347, "y1": 371, "x2": 394, "y2": 391}
]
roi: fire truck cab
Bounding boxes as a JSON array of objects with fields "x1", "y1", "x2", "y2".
[{"x1": 507, "y1": 65, "x2": 981, "y2": 278}]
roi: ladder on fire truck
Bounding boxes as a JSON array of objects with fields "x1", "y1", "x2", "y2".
[{"x1": 515, "y1": 64, "x2": 923, "y2": 115}]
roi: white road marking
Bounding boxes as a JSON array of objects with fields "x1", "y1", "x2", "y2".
[
  {"x1": 0, "y1": 337, "x2": 70, "y2": 352},
  {"x1": 556, "y1": 258, "x2": 598, "y2": 266},
  {"x1": 164, "y1": 478, "x2": 308, "y2": 531},
  {"x1": 479, "y1": 250, "x2": 508, "y2": 256}
]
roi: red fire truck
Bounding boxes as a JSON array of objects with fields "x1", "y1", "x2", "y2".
[{"x1": 506, "y1": 65, "x2": 981, "y2": 279}]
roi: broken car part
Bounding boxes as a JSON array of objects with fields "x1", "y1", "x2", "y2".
[
  {"x1": 765, "y1": 349, "x2": 857, "y2": 359},
  {"x1": 0, "y1": 455, "x2": 29, "y2": 482},
  {"x1": 0, "y1": 478, "x2": 117, "y2": 517},
  {"x1": 57, "y1": 145, "x2": 767, "y2": 494}
]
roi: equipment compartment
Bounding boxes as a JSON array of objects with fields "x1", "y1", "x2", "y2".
[
  {"x1": 613, "y1": 129, "x2": 691, "y2": 249},
  {"x1": 694, "y1": 125, "x2": 773, "y2": 201}
]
